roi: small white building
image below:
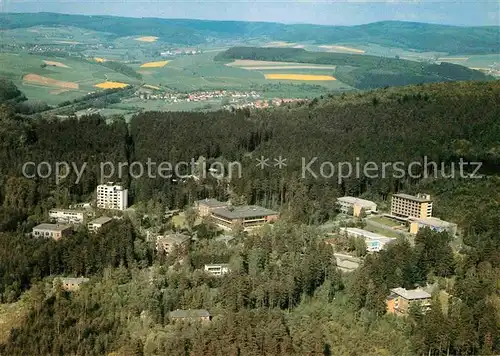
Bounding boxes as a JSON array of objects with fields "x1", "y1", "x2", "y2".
[
  {"x1": 204, "y1": 263, "x2": 230, "y2": 276},
  {"x1": 87, "y1": 217, "x2": 113, "y2": 232},
  {"x1": 337, "y1": 197, "x2": 377, "y2": 217},
  {"x1": 339, "y1": 227, "x2": 396, "y2": 252},
  {"x1": 54, "y1": 277, "x2": 89, "y2": 291},
  {"x1": 49, "y1": 209, "x2": 86, "y2": 224},
  {"x1": 96, "y1": 183, "x2": 128, "y2": 211}
]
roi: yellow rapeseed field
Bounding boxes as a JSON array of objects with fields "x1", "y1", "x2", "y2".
[
  {"x1": 95, "y1": 81, "x2": 129, "y2": 89},
  {"x1": 140, "y1": 61, "x2": 169, "y2": 68},
  {"x1": 264, "y1": 74, "x2": 336, "y2": 81},
  {"x1": 136, "y1": 36, "x2": 159, "y2": 42}
]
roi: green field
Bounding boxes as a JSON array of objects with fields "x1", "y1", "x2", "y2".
[
  {"x1": 132, "y1": 52, "x2": 353, "y2": 92},
  {"x1": 0, "y1": 52, "x2": 142, "y2": 105},
  {"x1": 369, "y1": 216, "x2": 403, "y2": 228},
  {"x1": 438, "y1": 54, "x2": 500, "y2": 71},
  {"x1": 0, "y1": 22, "x2": 497, "y2": 107}
]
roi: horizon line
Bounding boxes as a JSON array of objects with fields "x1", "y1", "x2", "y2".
[{"x1": 1, "y1": 11, "x2": 499, "y2": 28}]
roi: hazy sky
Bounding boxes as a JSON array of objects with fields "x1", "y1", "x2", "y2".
[{"x1": 5, "y1": 0, "x2": 500, "y2": 26}]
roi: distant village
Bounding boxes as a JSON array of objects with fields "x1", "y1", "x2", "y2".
[{"x1": 134, "y1": 87, "x2": 308, "y2": 109}]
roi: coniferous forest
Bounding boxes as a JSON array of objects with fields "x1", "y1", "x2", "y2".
[{"x1": 0, "y1": 80, "x2": 498, "y2": 355}]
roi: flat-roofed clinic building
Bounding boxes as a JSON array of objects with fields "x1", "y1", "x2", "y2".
[
  {"x1": 87, "y1": 217, "x2": 113, "y2": 232},
  {"x1": 391, "y1": 193, "x2": 432, "y2": 219},
  {"x1": 156, "y1": 233, "x2": 191, "y2": 254},
  {"x1": 210, "y1": 205, "x2": 279, "y2": 231},
  {"x1": 204, "y1": 263, "x2": 230, "y2": 276},
  {"x1": 386, "y1": 287, "x2": 432, "y2": 316},
  {"x1": 195, "y1": 198, "x2": 229, "y2": 217},
  {"x1": 337, "y1": 196, "x2": 377, "y2": 217},
  {"x1": 169, "y1": 309, "x2": 211, "y2": 323},
  {"x1": 32, "y1": 224, "x2": 72, "y2": 240},
  {"x1": 96, "y1": 183, "x2": 128, "y2": 211},
  {"x1": 54, "y1": 277, "x2": 89, "y2": 292},
  {"x1": 409, "y1": 217, "x2": 457, "y2": 236},
  {"x1": 49, "y1": 209, "x2": 86, "y2": 224},
  {"x1": 339, "y1": 227, "x2": 397, "y2": 252}
]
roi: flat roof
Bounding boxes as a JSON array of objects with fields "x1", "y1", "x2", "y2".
[
  {"x1": 158, "y1": 233, "x2": 191, "y2": 244},
  {"x1": 88, "y1": 217, "x2": 113, "y2": 225},
  {"x1": 49, "y1": 209, "x2": 86, "y2": 214},
  {"x1": 33, "y1": 223, "x2": 72, "y2": 231},
  {"x1": 169, "y1": 309, "x2": 210, "y2": 318},
  {"x1": 337, "y1": 196, "x2": 377, "y2": 208},
  {"x1": 410, "y1": 217, "x2": 455, "y2": 228},
  {"x1": 393, "y1": 193, "x2": 432, "y2": 203},
  {"x1": 56, "y1": 277, "x2": 89, "y2": 284},
  {"x1": 204, "y1": 263, "x2": 230, "y2": 268},
  {"x1": 391, "y1": 287, "x2": 431, "y2": 300},
  {"x1": 211, "y1": 205, "x2": 278, "y2": 219},
  {"x1": 197, "y1": 198, "x2": 228, "y2": 208},
  {"x1": 340, "y1": 227, "x2": 396, "y2": 242}
]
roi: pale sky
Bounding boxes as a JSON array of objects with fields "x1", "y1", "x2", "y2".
[{"x1": 5, "y1": 0, "x2": 500, "y2": 26}]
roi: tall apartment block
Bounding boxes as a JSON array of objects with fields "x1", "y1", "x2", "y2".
[
  {"x1": 390, "y1": 193, "x2": 432, "y2": 219},
  {"x1": 96, "y1": 183, "x2": 128, "y2": 211}
]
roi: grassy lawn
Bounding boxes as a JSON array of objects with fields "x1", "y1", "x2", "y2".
[
  {"x1": 370, "y1": 216, "x2": 403, "y2": 227},
  {"x1": 171, "y1": 213, "x2": 187, "y2": 229},
  {"x1": 364, "y1": 224, "x2": 405, "y2": 238}
]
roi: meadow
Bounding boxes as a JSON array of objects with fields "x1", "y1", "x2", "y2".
[
  {"x1": 0, "y1": 52, "x2": 141, "y2": 105},
  {"x1": 1, "y1": 24, "x2": 496, "y2": 108}
]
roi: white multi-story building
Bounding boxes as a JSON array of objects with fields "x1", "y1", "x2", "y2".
[
  {"x1": 204, "y1": 264, "x2": 230, "y2": 276},
  {"x1": 391, "y1": 193, "x2": 432, "y2": 219},
  {"x1": 96, "y1": 183, "x2": 128, "y2": 211},
  {"x1": 49, "y1": 209, "x2": 86, "y2": 224}
]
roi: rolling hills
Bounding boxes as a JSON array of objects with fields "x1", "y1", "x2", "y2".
[
  {"x1": 0, "y1": 13, "x2": 498, "y2": 54},
  {"x1": 216, "y1": 47, "x2": 493, "y2": 89}
]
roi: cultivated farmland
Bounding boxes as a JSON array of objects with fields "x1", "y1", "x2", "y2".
[
  {"x1": 318, "y1": 45, "x2": 365, "y2": 54},
  {"x1": 135, "y1": 36, "x2": 159, "y2": 42},
  {"x1": 95, "y1": 81, "x2": 129, "y2": 89},
  {"x1": 23, "y1": 74, "x2": 79, "y2": 89},
  {"x1": 140, "y1": 61, "x2": 169, "y2": 68},
  {"x1": 264, "y1": 74, "x2": 336, "y2": 81},
  {"x1": 43, "y1": 60, "x2": 71, "y2": 68}
]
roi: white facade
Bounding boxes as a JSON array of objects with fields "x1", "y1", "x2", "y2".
[
  {"x1": 339, "y1": 227, "x2": 396, "y2": 252},
  {"x1": 96, "y1": 183, "x2": 128, "y2": 211},
  {"x1": 49, "y1": 209, "x2": 86, "y2": 224},
  {"x1": 337, "y1": 196, "x2": 377, "y2": 216},
  {"x1": 32, "y1": 224, "x2": 72, "y2": 240},
  {"x1": 204, "y1": 264, "x2": 230, "y2": 276}
]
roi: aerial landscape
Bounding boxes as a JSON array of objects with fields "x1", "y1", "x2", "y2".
[{"x1": 0, "y1": 1, "x2": 499, "y2": 355}]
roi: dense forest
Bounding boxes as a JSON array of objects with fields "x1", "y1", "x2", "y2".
[
  {"x1": 215, "y1": 47, "x2": 493, "y2": 89},
  {"x1": 0, "y1": 13, "x2": 498, "y2": 53},
  {"x1": 0, "y1": 80, "x2": 498, "y2": 354}
]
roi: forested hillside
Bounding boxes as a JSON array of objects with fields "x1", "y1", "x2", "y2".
[
  {"x1": 0, "y1": 80, "x2": 499, "y2": 223},
  {"x1": 0, "y1": 13, "x2": 498, "y2": 53},
  {"x1": 216, "y1": 47, "x2": 493, "y2": 89},
  {"x1": 0, "y1": 80, "x2": 499, "y2": 354}
]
